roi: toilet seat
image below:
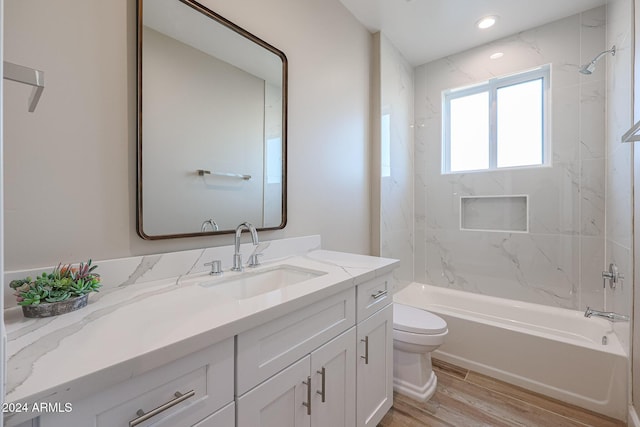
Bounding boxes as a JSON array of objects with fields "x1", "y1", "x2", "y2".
[{"x1": 394, "y1": 303, "x2": 447, "y2": 335}]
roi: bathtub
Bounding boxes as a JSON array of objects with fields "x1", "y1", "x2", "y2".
[{"x1": 394, "y1": 283, "x2": 628, "y2": 421}]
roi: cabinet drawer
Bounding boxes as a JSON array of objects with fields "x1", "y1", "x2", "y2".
[
  {"x1": 40, "y1": 338, "x2": 234, "y2": 427},
  {"x1": 237, "y1": 288, "x2": 355, "y2": 395},
  {"x1": 356, "y1": 274, "x2": 391, "y2": 321}
]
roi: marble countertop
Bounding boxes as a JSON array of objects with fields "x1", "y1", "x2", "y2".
[{"x1": 4, "y1": 247, "x2": 398, "y2": 423}]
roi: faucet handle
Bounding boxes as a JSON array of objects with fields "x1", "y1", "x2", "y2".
[
  {"x1": 248, "y1": 253, "x2": 263, "y2": 267},
  {"x1": 247, "y1": 242, "x2": 269, "y2": 268},
  {"x1": 204, "y1": 260, "x2": 223, "y2": 276},
  {"x1": 602, "y1": 263, "x2": 623, "y2": 289}
]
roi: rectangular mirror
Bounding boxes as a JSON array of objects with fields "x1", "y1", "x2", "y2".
[{"x1": 137, "y1": 0, "x2": 287, "y2": 239}]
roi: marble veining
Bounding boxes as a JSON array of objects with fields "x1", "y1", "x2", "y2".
[
  {"x1": 3, "y1": 235, "x2": 398, "y2": 425},
  {"x1": 413, "y1": 7, "x2": 606, "y2": 311},
  {"x1": 379, "y1": 34, "x2": 415, "y2": 284},
  {"x1": 117, "y1": 255, "x2": 163, "y2": 287},
  {"x1": 604, "y1": 0, "x2": 633, "y2": 354}
]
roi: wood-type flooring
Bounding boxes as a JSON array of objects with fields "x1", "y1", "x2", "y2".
[{"x1": 378, "y1": 359, "x2": 625, "y2": 427}]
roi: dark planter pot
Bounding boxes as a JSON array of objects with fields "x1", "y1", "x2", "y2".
[{"x1": 21, "y1": 294, "x2": 89, "y2": 318}]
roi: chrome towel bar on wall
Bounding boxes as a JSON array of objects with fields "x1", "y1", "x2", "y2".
[
  {"x1": 3, "y1": 61, "x2": 45, "y2": 112},
  {"x1": 197, "y1": 169, "x2": 251, "y2": 180}
]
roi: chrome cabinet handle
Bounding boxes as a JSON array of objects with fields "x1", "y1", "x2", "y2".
[
  {"x1": 302, "y1": 376, "x2": 312, "y2": 415},
  {"x1": 129, "y1": 390, "x2": 195, "y2": 427},
  {"x1": 316, "y1": 367, "x2": 326, "y2": 402},
  {"x1": 361, "y1": 336, "x2": 369, "y2": 364},
  {"x1": 371, "y1": 289, "x2": 388, "y2": 300}
]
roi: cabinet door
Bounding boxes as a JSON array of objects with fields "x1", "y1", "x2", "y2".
[
  {"x1": 310, "y1": 327, "x2": 356, "y2": 427},
  {"x1": 356, "y1": 303, "x2": 393, "y2": 427},
  {"x1": 192, "y1": 402, "x2": 235, "y2": 427},
  {"x1": 237, "y1": 355, "x2": 311, "y2": 427}
]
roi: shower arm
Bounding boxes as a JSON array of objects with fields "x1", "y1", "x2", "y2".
[
  {"x1": 589, "y1": 46, "x2": 616, "y2": 65},
  {"x1": 580, "y1": 45, "x2": 616, "y2": 74},
  {"x1": 3, "y1": 61, "x2": 45, "y2": 112}
]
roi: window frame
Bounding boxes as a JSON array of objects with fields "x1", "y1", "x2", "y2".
[{"x1": 442, "y1": 65, "x2": 551, "y2": 174}]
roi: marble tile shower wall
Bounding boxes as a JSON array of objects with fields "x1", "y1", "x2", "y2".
[
  {"x1": 414, "y1": 7, "x2": 607, "y2": 310},
  {"x1": 380, "y1": 35, "x2": 415, "y2": 284},
  {"x1": 605, "y1": 0, "x2": 633, "y2": 351}
]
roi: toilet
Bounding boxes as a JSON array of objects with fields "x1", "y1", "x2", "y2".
[{"x1": 393, "y1": 303, "x2": 448, "y2": 402}]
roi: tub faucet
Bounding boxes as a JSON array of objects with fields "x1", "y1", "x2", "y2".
[
  {"x1": 232, "y1": 222, "x2": 259, "y2": 272},
  {"x1": 584, "y1": 307, "x2": 629, "y2": 322}
]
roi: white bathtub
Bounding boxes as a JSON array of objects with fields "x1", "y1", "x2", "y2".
[{"x1": 394, "y1": 283, "x2": 628, "y2": 421}]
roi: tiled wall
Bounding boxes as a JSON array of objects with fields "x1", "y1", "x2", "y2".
[
  {"x1": 605, "y1": 0, "x2": 633, "y2": 352},
  {"x1": 379, "y1": 34, "x2": 415, "y2": 284},
  {"x1": 414, "y1": 7, "x2": 608, "y2": 310}
]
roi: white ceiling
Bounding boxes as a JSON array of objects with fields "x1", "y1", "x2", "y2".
[{"x1": 338, "y1": 0, "x2": 608, "y2": 66}]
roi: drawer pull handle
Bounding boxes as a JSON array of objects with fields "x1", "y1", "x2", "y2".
[
  {"x1": 129, "y1": 390, "x2": 195, "y2": 427},
  {"x1": 316, "y1": 367, "x2": 326, "y2": 402},
  {"x1": 371, "y1": 289, "x2": 388, "y2": 300},
  {"x1": 302, "y1": 376, "x2": 312, "y2": 415},
  {"x1": 361, "y1": 336, "x2": 369, "y2": 364}
]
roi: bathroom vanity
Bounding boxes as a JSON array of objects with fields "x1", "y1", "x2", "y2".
[{"x1": 3, "y1": 236, "x2": 397, "y2": 427}]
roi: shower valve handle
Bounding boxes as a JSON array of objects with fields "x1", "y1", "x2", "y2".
[{"x1": 602, "y1": 263, "x2": 623, "y2": 289}]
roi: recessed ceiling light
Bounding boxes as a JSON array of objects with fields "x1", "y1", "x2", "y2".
[
  {"x1": 490, "y1": 52, "x2": 504, "y2": 60},
  {"x1": 477, "y1": 15, "x2": 498, "y2": 30}
]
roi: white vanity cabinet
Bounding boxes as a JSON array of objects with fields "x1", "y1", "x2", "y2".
[
  {"x1": 6, "y1": 262, "x2": 398, "y2": 427},
  {"x1": 236, "y1": 274, "x2": 394, "y2": 427},
  {"x1": 356, "y1": 275, "x2": 393, "y2": 427},
  {"x1": 37, "y1": 337, "x2": 234, "y2": 427},
  {"x1": 236, "y1": 288, "x2": 357, "y2": 427},
  {"x1": 238, "y1": 328, "x2": 356, "y2": 427}
]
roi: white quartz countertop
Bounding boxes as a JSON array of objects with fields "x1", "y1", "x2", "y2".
[{"x1": 4, "y1": 249, "x2": 398, "y2": 419}]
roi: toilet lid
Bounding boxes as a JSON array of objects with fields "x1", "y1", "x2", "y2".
[{"x1": 393, "y1": 304, "x2": 447, "y2": 334}]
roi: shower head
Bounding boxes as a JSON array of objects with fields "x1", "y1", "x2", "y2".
[{"x1": 579, "y1": 45, "x2": 616, "y2": 75}]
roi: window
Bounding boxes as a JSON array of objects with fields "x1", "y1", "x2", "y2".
[{"x1": 442, "y1": 65, "x2": 550, "y2": 173}]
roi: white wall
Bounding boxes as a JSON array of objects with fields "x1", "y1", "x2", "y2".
[
  {"x1": 605, "y1": 0, "x2": 634, "y2": 354},
  {"x1": 0, "y1": 0, "x2": 5, "y2": 417},
  {"x1": 414, "y1": 8, "x2": 608, "y2": 310},
  {"x1": 143, "y1": 27, "x2": 265, "y2": 234},
  {"x1": 3, "y1": 0, "x2": 372, "y2": 270},
  {"x1": 378, "y1": 34, "x2": 414, "y2": 283}
]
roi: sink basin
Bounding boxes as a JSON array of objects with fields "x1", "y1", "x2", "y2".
[{"x1": 198, "y1": 265, "x2": 326, "y2": 299}]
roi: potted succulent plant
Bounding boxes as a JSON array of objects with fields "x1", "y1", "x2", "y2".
[{"x1": 9, "y1": 259, "x2": 101, "y2": 318}]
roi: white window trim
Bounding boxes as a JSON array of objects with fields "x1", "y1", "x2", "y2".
[{"x1": 442, "y1": 65, "x2": 551, "y2": 174}]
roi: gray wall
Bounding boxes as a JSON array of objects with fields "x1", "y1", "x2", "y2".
[{"x1": 3, "y1": 0, "x2": 372, "y2": 270}]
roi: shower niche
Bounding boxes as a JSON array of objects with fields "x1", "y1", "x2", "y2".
[{"x1": 460, "y1": 195, "x2": 528, "y2": 233}]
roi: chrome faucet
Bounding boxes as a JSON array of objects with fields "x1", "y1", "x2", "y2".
[
  {"x1": 201, "y1": 219, "x2": 219, "y2": 232},
  {"x1": 584, "y1": 307, "x2": 629, "y2": 322},
  {"x1": 232, "y1": 222, "x2": 259, "y2": 272}
]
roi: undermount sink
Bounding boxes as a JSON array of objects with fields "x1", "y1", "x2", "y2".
[{"x1": 198, "y1": 265, "x2": 326, "y2": 300}]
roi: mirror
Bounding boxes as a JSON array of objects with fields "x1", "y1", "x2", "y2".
[{"x1": 137, "y1": 0, "x2": 287, "y2": 239}]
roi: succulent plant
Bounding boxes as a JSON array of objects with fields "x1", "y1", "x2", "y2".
[{"x1": 10, "y1": 259, "x2": 101, "y2": 306}]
